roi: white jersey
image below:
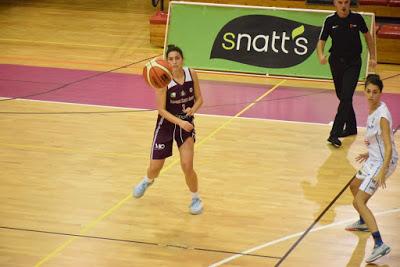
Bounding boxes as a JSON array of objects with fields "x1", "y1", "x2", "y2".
[{"x1": 365, "y1": 102, "x2": 398, "y2": 163}]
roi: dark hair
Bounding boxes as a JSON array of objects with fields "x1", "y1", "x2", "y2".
[
  {"x1": 165, "y1": 44, "x2": 184, "y2": 59},
  {"x1": 365, "y1": 74, "x2": 383, "y2": 92}
]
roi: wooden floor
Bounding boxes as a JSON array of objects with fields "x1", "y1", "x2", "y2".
[{"x1": 0, "y1": 1, "x2": 400, "y2": 266}]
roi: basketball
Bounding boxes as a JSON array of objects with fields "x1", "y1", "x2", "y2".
[{"x1": 143, "y1": 59, "x2": 173, "y2": 89}]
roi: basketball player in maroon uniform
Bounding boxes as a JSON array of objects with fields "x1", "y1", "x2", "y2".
[{"x1": 133, "y1": 45, "x2": 204, "y2": 215}]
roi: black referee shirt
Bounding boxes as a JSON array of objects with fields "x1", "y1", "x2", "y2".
[{"x1": 319, "y1": 11, "x2": 369, "y2": 59}]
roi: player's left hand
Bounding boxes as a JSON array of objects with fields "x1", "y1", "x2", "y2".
[
  {"x1": 179, "y1": 120, "x2": 194, "y2": 132},
  {"x1": 374, "y1": 171, "x2": 387, "y2": 189},
  {"x1": 184, "y1": 107, "x2": 195, "y2": 116}
]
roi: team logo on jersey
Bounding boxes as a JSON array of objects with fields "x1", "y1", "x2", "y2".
[
  {"x1": 189, "y1": 87, "x2": 193, "y2": 93},
  {"x1": 154, "y1": 143, "x2": 165, "y2": 150},
  {"x1": 170, "y1": 92, "x2": 176, "y2": 98},
  {"x1": 349, "y1": 24, "x2": 357, "y2": 28},
  {"x1": 181, "y1": 90, "x2": 186, "y2": 96},
  {"x1": 210, "y1": 15, "x2": 321, "y2": 68},
  {"x1": 367, "y1": 118, "x2": 375, "y2": 129}
]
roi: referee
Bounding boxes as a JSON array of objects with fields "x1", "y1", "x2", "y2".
[{"x1": 317, "y1": 0, "x2": 376, "y2": 148}]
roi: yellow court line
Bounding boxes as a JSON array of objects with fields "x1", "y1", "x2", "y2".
[
  {"x1": 196, "y1": 79, "x2": 286, "y2": 147},
  {"x1": 34, "y1": 79, "x2": 286, "y2": 267}
]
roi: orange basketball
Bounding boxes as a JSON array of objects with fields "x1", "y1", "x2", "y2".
[{"x1": 143, "y1": 59, "x2": 173, "y2": 89}]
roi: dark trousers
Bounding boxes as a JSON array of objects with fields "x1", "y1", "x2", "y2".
[{"x1": 328, "y1": 56, "x2": 361, "y2": 138}]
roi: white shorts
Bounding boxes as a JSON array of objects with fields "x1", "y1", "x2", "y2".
[{"x1": 356, "y1": 158, "x2": 398, "y2": 195}]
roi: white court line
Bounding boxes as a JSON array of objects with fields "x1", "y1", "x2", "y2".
[
  {"x1": 5, "y1": 98, "x2": 152, "y2": 111},
  {"x1": 209, "y1": 208, "x2": 400, "y2": 267},
  {"x1": 4, "y1": 98, "x2": 346, "y2": 127}
]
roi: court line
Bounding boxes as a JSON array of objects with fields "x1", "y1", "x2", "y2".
[
  {"x1": 0, "y1": 225, "x2": 280, "y2": 260},
  {"x1": 276, "y1": 174, "x2": 355, "y2": 266},
  {"x1": 0, "y1": 78, "x2": 62, "y2": 85},
  {"x1": 0, "y1": 142, "x2": 136, "y2": 158},
  {"x1": 275, "y1": 124, "x2": 399, "y2": 265},
  {"x1": 208, "y1": 208, "x2": 400, "y2": 267},
  {"x1": 33, "y1": 79, "x2": 286, "y2": 266},
  {"x1": 0, "y1": 38, "x2": 131, "y2": 50},
  {"x1": 196, "y1": 80, "x2": 286, "y2": 147},
  {"x1": 0, "y1": 97, "x2": 344, "y2": 128},
  {"x1": 0, "y1": 97, "x2": 331, "y2": 126},
  {"x1": 0, "y1": 55, "x2": 136, "y2": 69},
  {"x1": 4, "y1": 96, "x2": 393, "y2": 159},
  {"x1": 0, "y1": 55, "x2": 161, "y2": 102},
  {"x1": 382, "y1": 73, "x2": 400, "y2": 81},
  {"x1": 0, "y1": 98, "x2": 153, "y2": 111},
  {"x1": 0, "y1": 89, "x2": 334, "y2": 115}
]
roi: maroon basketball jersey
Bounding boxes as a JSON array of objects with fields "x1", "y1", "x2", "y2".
[
  {"x1": 165, "y1": 67, "x2": 195, "y2": 117},
  {"x1": 151, "y1": 67, "x2": 196, "y2": 159}
]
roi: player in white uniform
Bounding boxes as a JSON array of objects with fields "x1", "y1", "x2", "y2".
[{"x1": 345, "y1": 74, "x2": 398, "y2": 263}]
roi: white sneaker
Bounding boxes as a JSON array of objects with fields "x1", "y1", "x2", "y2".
[
  {"x1": 365, "y1": 243, "x2": 391, "y2": 263},
  {"x1": 345, "y1": 220, "x2": 369, "y2": 232},
  {"x1": 133, "y1": 179, "x2": 153, "y2": 198},
  {"x1": 189, "y1": 198, "x2": 203, "y2": 215}
]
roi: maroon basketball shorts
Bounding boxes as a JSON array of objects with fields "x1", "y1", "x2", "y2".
[{"x1": 150, "y1": 117, "x2": 196, "y2": 160}]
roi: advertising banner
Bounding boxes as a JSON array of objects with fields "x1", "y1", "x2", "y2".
[{"x1": 166, "y1": 2, "x2": 374, "y2": 80}]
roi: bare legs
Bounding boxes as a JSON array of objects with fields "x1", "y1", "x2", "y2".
[
  {"x1": 145, "y1": 137, "x2": 198, "y2": 193},
  {"x1": 349, "y1": 178, "x2": 378, "y2": 233},
  {"x1": 146, "y1": 158, "x2": 165, "y2": 180},
  {"x1": 178, "y1": 137, "x2": 198, "y2": 193}
]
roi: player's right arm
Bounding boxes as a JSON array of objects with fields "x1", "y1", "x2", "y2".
[
  {"x1": 155, "y1": 88, "x2": 193, "y2": 132},
  {"x1": 317, "y1": 40, "x2": 327, "y2": 65}
]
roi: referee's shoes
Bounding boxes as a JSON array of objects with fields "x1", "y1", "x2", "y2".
[{"x1": 327, "y1": 136, "x2": 342, "y2": 148}]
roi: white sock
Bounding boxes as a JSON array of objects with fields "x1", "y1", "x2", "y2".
[
  {"x1": 144, "y1": 176, "x2": 153, "y2": 183},
  {"x1": 191, "y1": 192, "x2": 199, "y2": 199}
]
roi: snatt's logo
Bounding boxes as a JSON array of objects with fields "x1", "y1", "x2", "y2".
[{"x1": 210, "y1": 15, "x2": 322, "y2": 68}]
